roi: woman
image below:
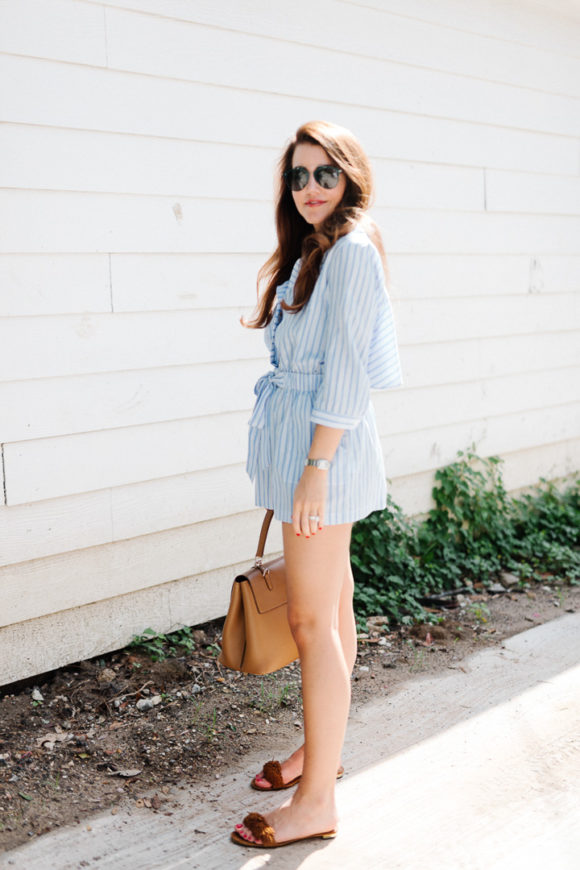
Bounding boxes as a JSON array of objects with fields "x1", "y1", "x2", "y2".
[{"x1": 231, "y1": 120, "x2": 403, "y2": 848}]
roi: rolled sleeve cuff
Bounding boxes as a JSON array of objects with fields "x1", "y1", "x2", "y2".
[{"x1": 310, "y1": 408, "x2": 362, "y2": 430}]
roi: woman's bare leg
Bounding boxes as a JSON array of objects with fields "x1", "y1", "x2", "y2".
[
  {"x1": 238, "y1": 520, "x2": 353, "y2": 843},
  {"x1": 253, "y1": 554, "x2": 357, "y2": 788}
]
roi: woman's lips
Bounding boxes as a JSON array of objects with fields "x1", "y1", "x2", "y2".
[{"x1": 305, "y1": 200, "x2": 325, "y2": 207}]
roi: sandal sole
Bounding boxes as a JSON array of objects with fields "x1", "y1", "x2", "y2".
[{"x1": 231, "y1": 829, "x2": 337, "y2": 848}]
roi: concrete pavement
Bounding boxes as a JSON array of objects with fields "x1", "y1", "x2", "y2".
[{"x1": 2, "y1": 611, "x2": 579, "y2": 870}]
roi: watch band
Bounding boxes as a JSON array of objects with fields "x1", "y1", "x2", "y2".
[{"x1": 305, "y1": 458, "x2": 331, "y2": 470}]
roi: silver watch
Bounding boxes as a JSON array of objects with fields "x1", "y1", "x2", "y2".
[{"x1": 305, "y1": 458, "x2": 331, "y2": 470}]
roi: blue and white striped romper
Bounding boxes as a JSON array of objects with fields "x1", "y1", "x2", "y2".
[{"x1": 245, "y1": 225, "x2": 403, "y2": 525}]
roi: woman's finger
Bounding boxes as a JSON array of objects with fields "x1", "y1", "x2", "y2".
[{"x1": 308, "y1": 510, "x2": 321, "y2": 535}]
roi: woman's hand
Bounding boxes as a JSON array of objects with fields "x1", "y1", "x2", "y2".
[{"x1": 292, "y1": 467, "x2": 328, "y2": 537}]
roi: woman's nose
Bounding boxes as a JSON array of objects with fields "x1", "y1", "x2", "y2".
[{"x1": 304, "y1": 171, "x2": 320, "y2": 192}]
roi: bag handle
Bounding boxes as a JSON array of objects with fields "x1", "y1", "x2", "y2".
[{"x1": 254, "y1": 509, "x2": 274, "y2": 565}]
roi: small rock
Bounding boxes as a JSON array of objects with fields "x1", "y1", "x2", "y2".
[
  {"x1": 487, "y1": 583, "x2": 507, "y2": 594},
  {"x1": 151, "y1": 695, "x2": 162, "y2": 706},
  {"x1": 31, "y1": 688, "x2": 44, "y2": 702},
  {"x1": 382, "y1": 656, "x2": 398, "y2": 669},
  {"x1": 97, "y1": 668, "x2": 117, "y2": 684},
  {"x1": 359, "y1": 666, "x2": 370, "y2": 673},
  {"x1": 192, "y1": 684, "x2": 202, "y2": 695},
  {"x1": 192, "y1": 629, "x2": 208, "y2": 646},
  {"x1": 136, "y1": 699, "x2": 154, "y2": 711},
  {"x1": 499, "y1": 571, "x2": 520, "y2": 588}
]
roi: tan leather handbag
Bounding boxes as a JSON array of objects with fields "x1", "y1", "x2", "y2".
[{"x1": 218, "y1": 509, "x2": 299, "y2": 675}]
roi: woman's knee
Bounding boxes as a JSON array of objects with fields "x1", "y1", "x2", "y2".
[{"x1": 287, "y1": 606, "x2": 336, "y2": 649}]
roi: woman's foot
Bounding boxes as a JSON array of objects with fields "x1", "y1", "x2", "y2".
[
  {"x1": 253, "y1": 745, "x2": 305, "y2": 789},
  {"x1": 253, "y1": 745, "x2": 344, "y2": 790},
  {"x1": 234, "y1": 791, "x2": 338, "y2": 846}
]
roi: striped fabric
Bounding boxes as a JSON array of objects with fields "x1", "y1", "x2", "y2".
[{"x1": 245, "y1": 225, "x2": 403, "y2": 525}]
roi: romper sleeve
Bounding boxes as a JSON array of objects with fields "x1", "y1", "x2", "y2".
[{"x1": 310, "y1": 237, "x2": 381, "y2": 430}]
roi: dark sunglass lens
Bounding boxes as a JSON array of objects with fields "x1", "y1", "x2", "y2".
[
  {"x1": 315, "y1": 166, "x2": 341, "y2": 189},
  {"x1": 285, "y1": 167, "x2": 309, "y2": 191}
]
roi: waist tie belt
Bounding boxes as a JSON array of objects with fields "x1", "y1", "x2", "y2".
[{"x1": 246, "y1": 367, "x2": 323, "y2": 480}]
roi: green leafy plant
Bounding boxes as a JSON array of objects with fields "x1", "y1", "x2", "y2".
[
  {"x1": 351, "y1": 446, "x2": 579, "y2": 627},
  {"x1": 128, "y1": 625, "x2": 197, "y2": 662}
]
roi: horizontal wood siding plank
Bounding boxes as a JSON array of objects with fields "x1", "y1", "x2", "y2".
[
  {"x1": 0, "y1": 309, "x2": 267, "y2": 382},
  {"x1": 2, "y1": 191, "x2": 580, "y2": 255},
  {"x1": 388, "y1": 254, "x2": 580, "y2": 297},
  {"x1": 342, "y1": 0, "x2": 580, "y2": 56},
  {"x1": 102, "y1": 8, "x2": 580, "y2": 136},
  {"x1": 0, "y1": 510, "x2": 283, "y2": 627},
  {"x1": 2, "y1": 251, "x2": 577, "y2": 318},
  {"x1": 0, "y1": 465, "x2": 254, "y2": 567},
  {"x1": 379, "y1": 403, "x2": 580, "y2": 478},
  {"x1": 2, "y1": 57, "x2": 577, "y2": 175},
  {"x1": 374, "y1": 368, "x2": 580, "y2": 434},
  {"x1": 0, "y1": 359, "x2": 267, "y2": 442},
  {"x1": 94, "y1": 0, "x2": 580, "y2": 95},
  {"x1": 486, "y1": 169, "x2": 580, "y2": 216},
  {"x1": 0, "y1": 252, "x2": 266, "y2": 316},
  {"x1": 0, "y1": 294, "x2": 577, "y2": 384},
  {"x1": 0, "y1": 0, "x2": 107, "y2": 65},
  {"x1": 111, "y1": 252, "x2": 272, "y2": 312},
  {"x1": 0, "y1": 490, "x2": 114, "y2": 568},
  {"x1": 0, "y1": 190, "x2": 276, "y2": 253},
  {"x1": 3, "y1": 412, "x2": 249, "y2": 504},
  {"x1": 391, "y1": 333, "x2": 580, "y2": 388},
  {"x1": 0, "y1": 253, "x2": 111, "y2": 316},
  {"x1": 5, "y1": 0, "x2": 580, "y2": 96}
]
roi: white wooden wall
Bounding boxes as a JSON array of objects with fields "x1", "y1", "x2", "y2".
[{"x1": 1, "y1": 0, "x2": 579, "y2": 685}]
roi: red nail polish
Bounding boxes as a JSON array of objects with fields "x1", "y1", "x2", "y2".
[{"x1": 296, "y1": 532, "x2": 300, "y2": 536}]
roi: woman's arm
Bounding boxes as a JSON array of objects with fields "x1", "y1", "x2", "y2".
[{"x1": 292, "y1": 423, "x2": 345, "y2": 537}]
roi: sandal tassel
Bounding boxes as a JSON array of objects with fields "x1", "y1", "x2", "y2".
[
  {"x1": 261, "y1": 760, "x2": 285, "y2": 789},
  {"x1": 243, "y1": 812, "x2": 276, "y2": 846}
]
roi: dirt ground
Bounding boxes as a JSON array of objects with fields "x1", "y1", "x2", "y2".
[{"x1": 1, "y1": 576, "x2": 578, "y2": 854}]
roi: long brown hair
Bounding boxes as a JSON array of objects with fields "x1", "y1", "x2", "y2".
[{"x1": 241, "y1": 120, "x2": 388, "y2": 330}]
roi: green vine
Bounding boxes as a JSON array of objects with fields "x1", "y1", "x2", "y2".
[{"x1": 351, "y1": 447, "x2": 579, "y2": 627}]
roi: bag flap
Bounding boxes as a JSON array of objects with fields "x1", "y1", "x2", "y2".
[{"x1": 241, "y1": 558, "x2": 287, "y2": 614}]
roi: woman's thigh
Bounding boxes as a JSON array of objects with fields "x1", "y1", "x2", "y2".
[{"x1": 282, "y1": 521, "x2": 353, "y2": 622}]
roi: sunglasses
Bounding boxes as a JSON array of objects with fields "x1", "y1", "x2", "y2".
[{"x1": 283, "y1": 165, "x2": 343, "y2": 191}]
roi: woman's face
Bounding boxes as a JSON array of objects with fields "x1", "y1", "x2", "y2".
[{"x1": 290, "y1": 142, "x2": 347, "y2": 231}]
